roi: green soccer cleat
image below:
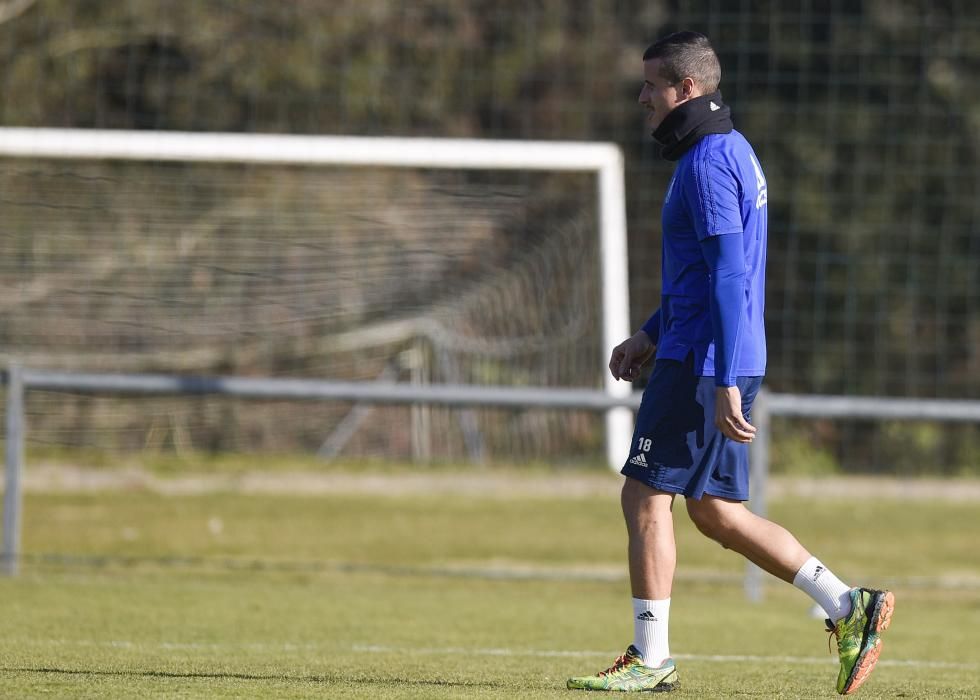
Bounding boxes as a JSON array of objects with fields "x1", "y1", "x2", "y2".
[
  {"x1": 827, "y1": 587, "x2": 895, "y2": 695},
  {"x1": 567, "y1": 645, "x2": 678, "y2": 692}
]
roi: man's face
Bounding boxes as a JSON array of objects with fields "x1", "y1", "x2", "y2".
[{"x1": 638, "y1": 58, "x2": 685, "y2": 131}]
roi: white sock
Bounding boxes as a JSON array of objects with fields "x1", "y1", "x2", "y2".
[
  {"x1": 632, "y1": 597, "x2": 670, "y2": 667},
  {"x1": 792, "y1": 557, "x2": 853, "y2": 623}
]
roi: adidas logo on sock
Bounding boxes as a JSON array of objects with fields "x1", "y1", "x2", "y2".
[
  {"x1": 813, "y1": 565, "x2": 825, "y2": 582},
  {"x1": 629, "y1": 453, "x2": 649, "y2": 467},
  {"x1": 636, "y1": 610, "x2": 658, "y2": 622}
]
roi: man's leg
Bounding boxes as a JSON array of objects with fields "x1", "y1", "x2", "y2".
[
  {"x1": 686, "y1": 495, "x2": 895, "y2": 695},
  {"x1": 684, "y1": 494, "x2": 855, "y2": 619},
  {"x1": 622, "y1": 476, "x2": 676, "y2": 599},
  {"x1": 566, "y1": 477, "x2": 680, "y2": 691},
  {"x1": 684, "y1": 494, "x2": 808, "y2": 583},
  {"x1": 622, "y1": 477, "x2": 675, "y2": 668}
]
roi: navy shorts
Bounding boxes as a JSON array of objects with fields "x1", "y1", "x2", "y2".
[{"x1": 620, "y1": 355, "x2": 763, "y2": 501}]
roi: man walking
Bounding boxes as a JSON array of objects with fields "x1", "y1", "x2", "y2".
[{"x1": 567, "y1": 32, "x2": 893, "y2": 695}]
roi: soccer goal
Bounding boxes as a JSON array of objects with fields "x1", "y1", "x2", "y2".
[{"x1": 0, "y1": 127, "x2": 632, "y2": 468}]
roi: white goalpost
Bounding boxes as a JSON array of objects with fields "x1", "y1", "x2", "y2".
[{"x1": 0, "y1": 127, "x2": 634, "y2": 468}]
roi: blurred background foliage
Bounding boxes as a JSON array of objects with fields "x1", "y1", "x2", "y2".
[{"x1": 0, "y1": 0, "x2": 977, "y2": 474}]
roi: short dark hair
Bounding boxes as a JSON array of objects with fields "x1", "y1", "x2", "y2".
[{"x1": 643, "y1": 31, "x2": 721, "y2": 92}]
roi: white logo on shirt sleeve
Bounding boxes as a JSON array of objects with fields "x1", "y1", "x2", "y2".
[{"x1": 749, "y1": 154, "x2": 768, "y2": 209}]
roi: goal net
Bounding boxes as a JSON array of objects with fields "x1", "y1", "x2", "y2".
[{"x1": 0, "y1": 129, "x2": 631, "y2": 468}]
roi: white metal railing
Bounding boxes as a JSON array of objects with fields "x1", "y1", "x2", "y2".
[{"x1": 3, "y1": 366, "x2": 979, "y2": 602}]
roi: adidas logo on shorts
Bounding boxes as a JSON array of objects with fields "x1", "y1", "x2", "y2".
[{"x1": 629, "y1": 453, "x2": 649, "y2": 467}]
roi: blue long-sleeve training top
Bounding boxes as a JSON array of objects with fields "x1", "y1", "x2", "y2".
[{"x1": 641, "y1": 131, "x2": 768, "y2": 386}]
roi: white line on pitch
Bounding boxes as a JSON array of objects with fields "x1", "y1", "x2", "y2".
[
  {"x1": 352, "y1": 644, "x2": 980, "y2": 671},
  {"x1": 10, "y1": 639, "x2": 978, "y2": 672}
]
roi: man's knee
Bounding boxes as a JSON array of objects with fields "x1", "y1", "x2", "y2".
[
  {"x1": 621, "y1": 478, "x2": 674, "y2": 532},
  {"x1": 686, "y1": 496, "x2": 740, "y2": 545}
]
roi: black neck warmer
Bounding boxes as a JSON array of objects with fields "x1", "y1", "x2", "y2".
[{"x1": 652, "y1": 91, "x2": 733, "y2": 161}]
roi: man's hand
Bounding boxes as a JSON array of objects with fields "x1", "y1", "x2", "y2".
[
  {"x1": 608, "y1": 331, "x2": 655, "y2": 382},
  {"x1": 714, "y1": 385, "x2": 756, "y2": 443}
]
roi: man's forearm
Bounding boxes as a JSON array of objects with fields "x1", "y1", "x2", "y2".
[{"x1": 701, "y1": 233, "x2": 746, "y2": 386}]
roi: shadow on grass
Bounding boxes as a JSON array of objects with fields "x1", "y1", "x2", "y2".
[{"x1": 3, "y1": 666, "x2": 506, "y2": 689}]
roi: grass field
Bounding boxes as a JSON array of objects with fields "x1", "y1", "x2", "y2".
[{"x1": 1, "y1": 468, "x2": 978, "y2": 698}]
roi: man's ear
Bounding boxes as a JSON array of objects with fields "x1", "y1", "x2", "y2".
[{"x1": 679, "y1": 76, "x2": 698, "y2": 100}]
